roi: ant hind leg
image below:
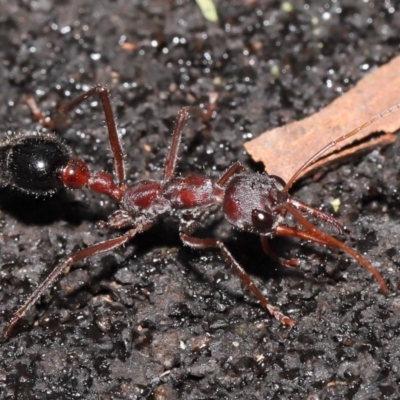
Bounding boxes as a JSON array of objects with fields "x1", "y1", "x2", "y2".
[
  {"x1": 1, "y1": 224, "x2": 149, "y2": 341},
  {"x1": 25, "y1": 86, "x2": 125, "y2": 185}
]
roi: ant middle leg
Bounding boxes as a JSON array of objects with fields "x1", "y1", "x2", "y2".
[
  {"x1": 162, "y1": 112, "x2": 245, "y2": 185},
  {"x1": 163, "y1": 108, "x2": 190, "y2": 181},
  {"x1": 180, "y1": 232, "x2": 295, "y2": 326}
]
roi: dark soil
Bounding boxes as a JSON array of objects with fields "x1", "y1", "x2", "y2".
[{"x1": 0, "y1": 1, "x2": 400, "y2": 399}]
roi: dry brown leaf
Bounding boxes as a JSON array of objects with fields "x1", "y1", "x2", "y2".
[{"x1": 245, "y1": 55, "x2": 400, "y2": 183}]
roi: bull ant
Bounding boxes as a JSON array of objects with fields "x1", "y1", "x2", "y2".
[{"x1": 1, "y1": 85, "x2": 398, "y2": 340}]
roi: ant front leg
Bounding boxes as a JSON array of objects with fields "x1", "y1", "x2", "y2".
[
  {"x1": 274, "y1": 203, "x2": 388, "y2": 293},
  {"x1": 289, "y1": 198, "x2": 344, "y2": 235},
  {"x1": 217, "y1": 162, "x2": 246, "y2": 187},
  {"x1": 260, "y1": 236, "x2": 300, "y2": 268},
  {"x1": 180, "y1": 230, "x2": 295, "y2": 326},
  {"x1": 262, "y1": 197, "x2": 345, "y2": 266}
]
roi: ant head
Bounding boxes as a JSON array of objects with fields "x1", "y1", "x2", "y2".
[
  {"x1": 223, "y1": 173, "x2": 287, "y2": 235},
  {"x1": 0, "y1": 133, "x2": 71, "y2": 196}
]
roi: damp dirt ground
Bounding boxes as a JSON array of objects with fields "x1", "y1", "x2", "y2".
[{"x1": 0, "y1": 1, "x2": 400, "y2": 399}]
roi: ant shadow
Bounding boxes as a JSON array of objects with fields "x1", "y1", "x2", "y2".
[
  {"x1": 0, "y1": 186, "x2": 110, "y2": 226},
  {"x1": 52, "y1": 220, "x2": 183, "y2": 295},
  {"x1": 176, "y1": 226, "x2": 330, "y2": 307},
  {"x1": 7, "y1": 216, "x2": 339, "y2": 339}
]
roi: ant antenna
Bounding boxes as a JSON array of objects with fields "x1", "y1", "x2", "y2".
[{"x1": 282, "y1": 102, "x2": 400, "y2": 195}]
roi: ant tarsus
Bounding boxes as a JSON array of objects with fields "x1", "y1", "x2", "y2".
[{"x1": 1, "y1": 84, "x2": 395, "y2": 340}]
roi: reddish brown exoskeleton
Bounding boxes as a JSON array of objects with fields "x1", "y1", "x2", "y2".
[{"x1": 1, "y1": 85, "x2": 397, "y2": 340}]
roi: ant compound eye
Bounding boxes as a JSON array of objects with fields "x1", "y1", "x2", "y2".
[
  {"x1": 270, "y1": 175, "x2": 286, "y2": 190},
  {"x1": 251, "y1": 209, "x2": 273, "y2": 233}
]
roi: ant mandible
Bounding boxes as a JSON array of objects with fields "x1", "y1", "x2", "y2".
[{"x1": 1, "y1": 85, "x2": 397, "y2": 340}]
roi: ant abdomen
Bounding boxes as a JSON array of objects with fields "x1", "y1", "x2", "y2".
[{"x1": 0, "y1": 133, "x2": 71, "y2": 196}]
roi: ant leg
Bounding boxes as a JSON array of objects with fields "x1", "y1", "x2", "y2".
[
  {"x1": 217, "y1": 162, "x2": 246, "y2": 187},
  {"x1": 27, "y1": 86, "x2": 125, "y2": 184},
  {"x1": 260, "y1": 236, "x2": 299, "y2": 268},
  {"x1": 180, "y1": 232, "x2": 295, "y2": 326},
  {"x1": 274, "y1": 204, "x2": 388, "y2": 293},
  {"x1": 162, "y1": 113, "x2": 244, "y2": 184},
  {"x1": 24, "y1": 96, "x2": 53, "y2": 127},
  {"x1": 289, "y1": 198, "x2": 344, "y2": 235},
  {"x1": 1, "y1": 224, "x2": 150, "y2": 341},
  {"x1": 163, "y1": 109, "x2": 190, "y2": 181},
  {"x1": 58, "y1": 85, "x2": 125, "y2": 184}
]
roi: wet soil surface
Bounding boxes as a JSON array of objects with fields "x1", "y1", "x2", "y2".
[{"x1": 0, "y1": 1, "x2": 400, "y2": 399}]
